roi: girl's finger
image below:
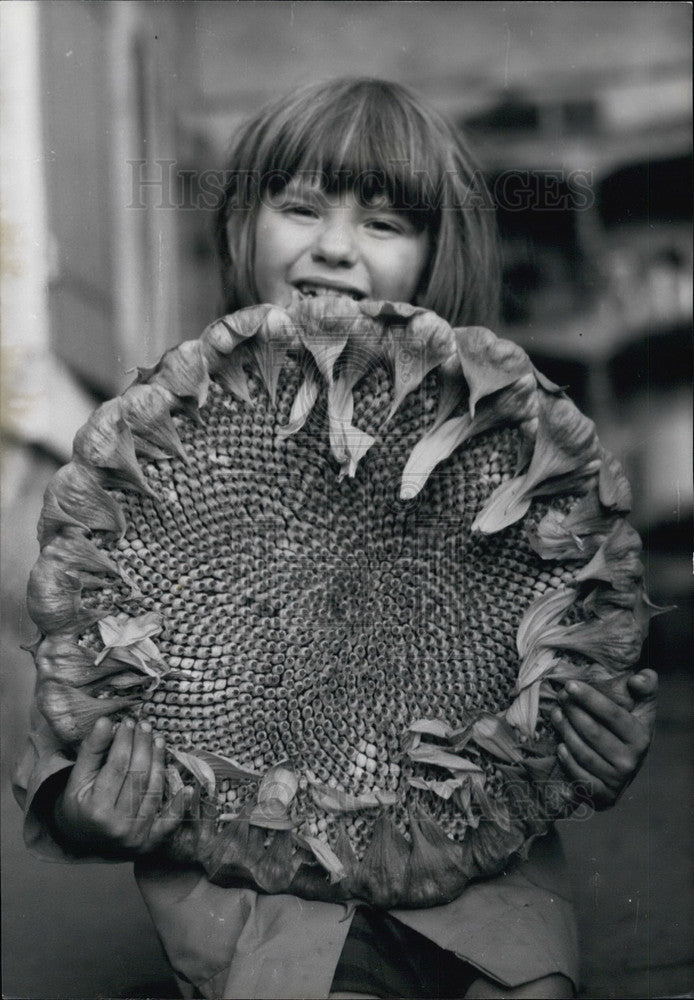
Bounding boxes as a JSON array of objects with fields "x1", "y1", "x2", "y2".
[
  {"x1": 627, "y1": 669, "x2": 658, "y2": 699},
  {"x1": 136, "y1": 733, "x2": 166, "y2": 823},
  {"x1": 93, "y1": 718, "x2": 136, "y2": 802},
  {"x1": 556, "y1": 701, "x2": 627, "y2": 765},
  {"x1": 554, "y1": 711, "x2": 621, "y2": 787},
  {"x1": 561, "y1": 682, "x2": 638, "y2": 743},
  {"x1": 69, "y1": 717, "x2": 115, "y2": 789},
  {"x1": 116, "y1": 721, "x2": 154, "y2": 816},
  {"x1": 145, "y1": 786, "x2": 191, "y2": 850},
  {"x1": 556, "y1": 744, "x2": 610, "y2": 806}
]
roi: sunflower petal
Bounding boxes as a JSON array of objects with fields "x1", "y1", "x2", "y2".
[
  {"x1": 516, "y1": 588, "x2": 577, "y2": 659},
  {"x1": 383, "y1": 312, "x2": 453, "y2": 421},
  {"x1": 539, "y1": 610, "x2": 643, "y2": 672},
  {"x1": 277, "y1": 372, "x2": 320, "y2": 438},
  {"x1": 408, "y1": 743, "x2": 484, "y2": 774},
  {"x1": 73, "y1": 400, "x2": 151, "y2": 495},
  {"x1": 298, "y1": 833, "x2": 347, "y2": 883},
  {"x1": 37, "y1": 680, "x2": 134, "y2": 744},
  {"x1": 575, "y1": 519, "x2": 643, "y2": 590},
  {"x1": 469, "y1": 714, "x2": 525, "y2": 764},
  {"x1": 193, "y1": 749, "x2": 261, "y2": 783},
  {"x1": 358, "y1": 300, "x2": 424, "y2": 322},
  {"x1": 505, "y1": 679, "x2": 542, "y2": 738},
  {"x1": 169, "y1": 747, "x2": 216, "y2": 798},
  {"x1": 404, "y1": 806, "x2": 470, "y2": 906},
  {"x1": 598, "y1": 448, "x2": 633, "y2": 512},
  {"x1": 120, "y1": 384, "x2": 188, "y2": 463},
  {"x1": 38, "y1": 463, "x2": 125, "y2": 544},
  {"x1": 523, "y1": 392, "x2": 601, "y2": 494},
  {"x1": 351, "y1": 813, "x2": 411, "y2": 907},
  {"x1": 454, "y1": 326, "x2": 532, "y2": 417},
  {"x1": 148, "y1": 340, "x2": 211, "y2": 409}
]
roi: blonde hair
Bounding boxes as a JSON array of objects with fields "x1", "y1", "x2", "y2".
[{"x1": 215, "y1": 78, "x2": 500, "y2": 326}]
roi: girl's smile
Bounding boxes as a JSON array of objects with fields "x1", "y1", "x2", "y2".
[{"x1": 253, "y1": 180, "x2": 431, "y2": 308}]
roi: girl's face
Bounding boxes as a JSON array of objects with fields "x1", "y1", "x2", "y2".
[{"x1": 252, "y1": 178, "x2": 431, "y2": 308}]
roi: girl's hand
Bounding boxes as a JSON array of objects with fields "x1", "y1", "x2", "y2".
[
  {"x1": 551, "y1": 669, "x2": 658, "y2": 811},
  {"x1": 54, "y1": 716, "x2": 190, "y2": 858}
]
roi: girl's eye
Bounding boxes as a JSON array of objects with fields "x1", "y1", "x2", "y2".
[
  {"x1": 284, "y1": 203, "x2": 319, "y2": 219},
  {"x1": 365, "y1": 216, "x2": 409, "y2": 235}
]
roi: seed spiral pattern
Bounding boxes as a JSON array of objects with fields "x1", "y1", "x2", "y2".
[{"x1": 28, "y1": 300, "x2": 651, "y2": 907}]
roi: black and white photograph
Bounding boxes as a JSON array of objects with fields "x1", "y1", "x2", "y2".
[{"x1": 1, "y1": 2, "x2": 692, "y2": 998}]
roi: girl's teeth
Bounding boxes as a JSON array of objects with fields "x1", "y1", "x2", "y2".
[{"x1": 297, "y1": 284, "x2": 361, "y2": 300}]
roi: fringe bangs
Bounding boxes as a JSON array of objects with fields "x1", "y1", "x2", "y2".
[
  {"x1": 217, "y1": 78, "x2": 500, "y2": 327},
  {"x1": 254, "y1": 80, "x2": 453, "y2": 227}
]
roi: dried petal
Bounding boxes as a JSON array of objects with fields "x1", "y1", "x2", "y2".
[
  {"x1": 200, "y1": 312, "x2": 263, "y2": 357},
  {"x1": 404, "y1": 806, "x2": 470, "y2": 906},
  {"x1": 408, "y1": 718, "x2": 453, "y2": 740},
  {"x1": 193, "y1": 750, "x2": 261, "y2": 783},
  {"x1": 471, "y1": 782, "x2": 512, "y2": 831},
  {"x1": 72, "y1": 400, "x2": 151, "y2": 495},
  {"x1": 351, "y1": 813, "x2": 411, "y2": 908},
  {"x1": 334, "y1": 328, "x2": 385, "y2": 393},
  {"x1": 471, "y1": 475, "x2": 530, "y2": 535},
  {"x1": 297, "y1": 833, "x2": 347, "y2": 884},
  {"x1": 454, "y1": 326, "x2": 532, "y2": 417},
  {"x1": 383, "y1": 311, "x2": 453, "y2": 422},
  {"x1": 299, "y1": 326, "x2": 350, "y2": 384},
  {"x1": 34, "y1": 635, "x2": 135, "y2": 688},
  {"x1": 359, "y1": 300, "x2": 424, "y2": 322},
  {"x1": 169, "y1": 748, "x2": 216, "y2": 798},
  {"x1": 251, "y1": 335, "x2": 288, "y2": 405},
  {"x1": 527, "y1": 490, "x2": 614, "y2": 561},
  {"x1": 309, "y1": 781, "x2": 382, "y2": 813},
  {"x1": 505, "y1": 679, "x2": 542, "y2": 738},
  {"x1": 523, "y1": 393, "x2": 601, "y2": 494},
  {"x1": 248, "y1": 764, "x2": 298, "y2": 829},
  {"x1": 37, "y1": 463, "x2": 125, "y2": 545},
  {"x1": 469, "y1": 714, "x2": 525, "y2": 764},
  {"x1": 408, "y1": 744, "x2": 484, "y2": 774},
  {"x1": 327, "y1": 378, "x2": 375, "y2": 478},
  {"x1": 211, "y1": 339, "x2": 252, "y2": 404},
  {"x1": 598, "y1": 448, "x2": 632, "y2": 512},
  {"x1": 516, "y1": 588, "x2": 577, "y2": 660},
  {"x1": 633, "y1": 587, "x2": 674, "y2": 639},
  {"x1": 407, "y1": 775, "x2": 467, "y2": 800},
  {"x1": 474, "y1": 392, "x2": 600, "y2": 533},
  {"x1": 575, "y1": 519, "x2": 643, "y2": 590},
  {"x1": 516, "y1": 647, "x2": 560, "y2": 693},
  {"x1": 257, "y1": 764, "x2": 298, "y2": 809},
  {"x1": 204, "y1": 817, "x2": 265, "y2": 886},
  {"x1": 468, "y1": 820, "x2": 525, "y2": 880},
  {"x1": 539, "y1": 610, "x2": 643, "y2": 672},
  {"x1": 37, "y1": 679, "x2": 134, "y2": 744},
  {"x1": 95, "y1": 613, "x2": 163, "y2": 669},
  {"x1": 27, "y1": 560, "x2": 100, "y2": 635},
  {"x1": 148, "y1": 340, "x2": 210, "y2": 409},
  {"x1": 120, "y1": 384, "x2": 188, "y2": 463},
  {"x1": 277, "y1": 372, "x2": 320, "y2": 438},
  {"x1": 401, "y1": 374, "x2": 537, "y2": 499},
  {"x1": 252, "y1": 830, "x2": 299, "y2": 893}
]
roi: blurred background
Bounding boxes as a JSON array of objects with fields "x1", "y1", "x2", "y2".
[{"x1": 1, "y1": 2, "x2": 691, "y2": 997}]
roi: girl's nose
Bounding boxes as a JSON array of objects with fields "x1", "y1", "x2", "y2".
[{"x1": 310, "y1": 217, "x2": 358, "y2": 267}]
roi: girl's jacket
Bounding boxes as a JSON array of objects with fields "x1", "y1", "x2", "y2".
[{"x1": 14, "y1": 705, "x2": 579, "y2": 999}]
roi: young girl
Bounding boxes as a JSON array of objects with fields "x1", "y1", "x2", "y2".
[{"x1": 15, "y1": 78, "x2": 658, "y2": 1000}]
